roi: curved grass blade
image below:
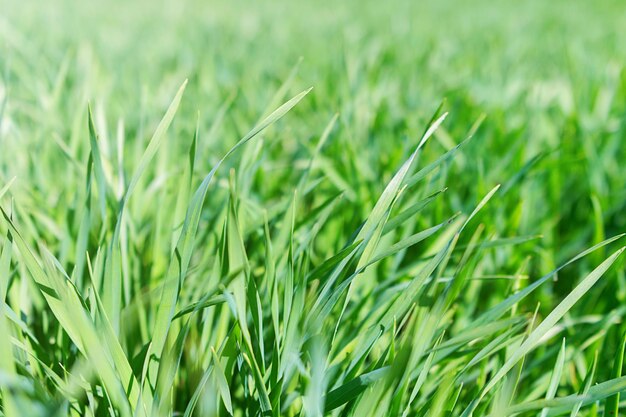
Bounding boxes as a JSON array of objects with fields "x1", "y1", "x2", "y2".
[
  {"x1": 464, "y1": 247, "x2": 626, "y2": 416},
  {"x1": 146, "y1": 88, "x2": 312, "y2": 398}
]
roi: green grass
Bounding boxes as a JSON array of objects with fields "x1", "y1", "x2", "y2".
[{"x1": 1, "y1": 0, "x2": 626, "y2": 416}]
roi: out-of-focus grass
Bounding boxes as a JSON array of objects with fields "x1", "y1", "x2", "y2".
[{"x1": 1, "y1": 0, "x2": 626, "y2": 416}]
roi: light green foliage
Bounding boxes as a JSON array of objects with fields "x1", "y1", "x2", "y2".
[{"x1": 1, "y1": 0, "x2": 626, "y2": 416}]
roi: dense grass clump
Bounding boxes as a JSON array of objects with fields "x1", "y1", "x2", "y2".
[{"x1": 2, "y1": 0, "x2": 626, "y2": 416}]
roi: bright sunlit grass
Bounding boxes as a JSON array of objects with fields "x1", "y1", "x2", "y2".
[{"x1": 1, "y1": 0, "x2": 626, "y2": 416}]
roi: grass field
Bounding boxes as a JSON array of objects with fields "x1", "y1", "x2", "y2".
[{"x1": 2, "y1": 0, "x2": 626, "y2": 416}]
